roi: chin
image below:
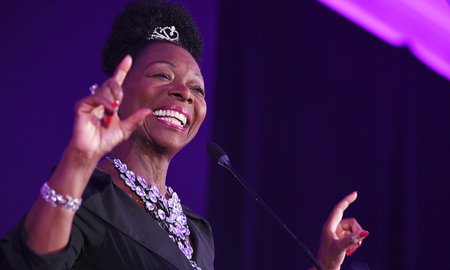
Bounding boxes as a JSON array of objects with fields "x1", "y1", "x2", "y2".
[{"x1": 148, "y1": 136, "x2": 190, "y2": 156}]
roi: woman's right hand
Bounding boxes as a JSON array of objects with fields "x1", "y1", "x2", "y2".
[
  {"x1": 69, "y1": 55, "x2": 151, "y2": 160},
  {"x1": 24, "y1": 55, "x2": 151, "y2": 255}
]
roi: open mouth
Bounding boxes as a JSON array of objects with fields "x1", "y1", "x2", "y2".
[{"x1": 153, "y1": 109, "x2": 189, "y2": 128}]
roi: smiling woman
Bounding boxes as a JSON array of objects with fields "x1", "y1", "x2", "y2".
[
  {"x1": 118, "y1": 43, "x2": 207, "y2": 153},
  {"x1": 0, "y1": 1, "x2": 213, "y2": 269}
]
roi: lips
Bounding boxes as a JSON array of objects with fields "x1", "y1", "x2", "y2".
[{"x1": 153, "y1": 107, "x2": 190, "y2": 129}]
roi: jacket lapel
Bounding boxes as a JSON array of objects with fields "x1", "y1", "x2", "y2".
[
  {"x1": 82, "y1": 169, "x2": 194, "y2": 270},
  {"x1": 184, "y1": 207, "x2": 215, "y2": 270}
]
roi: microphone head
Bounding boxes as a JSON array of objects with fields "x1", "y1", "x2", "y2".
[{"x1": 206, "y1": 142, "x2": 227, "y2": 163}]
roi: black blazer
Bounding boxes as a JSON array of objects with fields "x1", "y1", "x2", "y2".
[{"x1": 0, "y1": 169, "x2": 215, "y2": 270}]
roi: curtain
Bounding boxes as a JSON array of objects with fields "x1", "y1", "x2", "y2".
[{"x1": 207, "y1": 0, "x2": 450, "y2": 269}]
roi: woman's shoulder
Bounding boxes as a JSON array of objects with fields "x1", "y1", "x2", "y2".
[
  {"x1": 182, "y1": 206, "x2": 207, "y2": 222},
  {"x1": 182, "y1": 206, "x2": 213, "y2": 240},
  {"x1": 182, "y1": 206, "x2": 215, "y2": 268}
]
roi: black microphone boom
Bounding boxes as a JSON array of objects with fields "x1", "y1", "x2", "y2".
[{"x1": 206, "y1": 142, "x2": 324, "y2": 270}]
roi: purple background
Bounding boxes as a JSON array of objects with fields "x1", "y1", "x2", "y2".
[{"x1": 1, "y1": 1, "x2": 450, "y2": 269}]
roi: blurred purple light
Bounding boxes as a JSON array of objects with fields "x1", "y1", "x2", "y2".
[{"x1": 319, "y1": 0, "x2": 450, "y2": 80}]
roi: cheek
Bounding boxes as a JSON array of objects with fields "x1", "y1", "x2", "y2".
[
  {"x1": 119, "y1": 92, "x2": 140, "y2": 118},
  {"x1": 196, "y1": 101, "x2": 207, "y2": 125},
  {"x1": 121, "y1": 79, "x2": 141, "y2": 114},
  {"x1": 123, "y1": 84, "x2": 158, "y2": 113}
]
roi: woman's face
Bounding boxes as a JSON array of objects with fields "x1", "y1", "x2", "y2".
[{"x1": 120, "y1": 43, "x2": 206, "y2": 154}]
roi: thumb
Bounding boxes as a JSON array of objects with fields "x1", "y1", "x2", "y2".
[
  {"x1": 120, "y1": 108, "x2": 152, "y2": 137},
  {"x1": 342, "y1": 230, "x2": 369, "y2": 248},
  {"x1": 340, "y1": 230, "x2": 369, "y2": 256}
]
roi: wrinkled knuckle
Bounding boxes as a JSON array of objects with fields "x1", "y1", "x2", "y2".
[{"x1": 345, "y1": 217, "x2": 357, "y2": 224}]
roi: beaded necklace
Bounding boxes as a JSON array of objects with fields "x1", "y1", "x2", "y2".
[{"x1": 107, "y1": 156, "x2": 201, "y2": 270}]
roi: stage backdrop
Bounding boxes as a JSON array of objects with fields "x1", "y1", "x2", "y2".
[
  {"x1": 1, "y1": 1, "x2": 450, "y2": 270},
  {"x1": 206, "y1": 1, "x2": 450, "y2": 270}
]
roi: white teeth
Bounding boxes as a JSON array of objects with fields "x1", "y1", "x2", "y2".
[
  {"x1": 160, "y1": 117, "x2": 181, "y2": 126},
  {"x1": 153, "y1": 109, "x2": 188, "y2": 127}
]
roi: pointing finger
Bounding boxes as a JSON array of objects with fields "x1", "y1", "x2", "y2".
[
  {"x1": 324, "y1": 191, "x2": 358, "y2": 234},
  {"x1": 112, "y1": 55, "x2": 133, "y2": 86}
]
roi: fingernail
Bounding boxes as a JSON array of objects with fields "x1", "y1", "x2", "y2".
[
  {"x1": 105, "y1": 115, "x2": 113, "y2": 125},
  {"x1": 346, "y1": 245, "x2": 358, "y2": 256},
  {"x1": 360, "y1": 230, "x2": 369, "y2": 239},
  {"x1": 111, "y1": 100, "x2": 120, "y2": 108}
]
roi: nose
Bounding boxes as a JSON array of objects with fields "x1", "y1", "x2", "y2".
[{"x1": 168, "y1": 85, "x2": 193, "y2": 104}]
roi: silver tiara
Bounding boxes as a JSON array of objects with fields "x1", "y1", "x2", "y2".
[{"x1": 147, "y1": 26, "x2": 179, "y2": 42}]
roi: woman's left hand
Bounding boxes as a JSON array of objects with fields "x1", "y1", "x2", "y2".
[{"x1": 311, "y1": 191, "x2": 369, "y2": 270}]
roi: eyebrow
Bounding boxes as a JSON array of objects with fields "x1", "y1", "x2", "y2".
[
  {"x1": 145, "y1": 60, "x2": 203, "y2": 80},
  {"x1": 145, "y1": 60, "x2": 175, "y2": 69},
  {"x1": 193, "y1": 72, "x2": 203, "y2": 80}
]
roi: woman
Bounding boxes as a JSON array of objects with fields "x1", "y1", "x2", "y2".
[{"x1": 0, "y1": 0, "x2": 367, "y2": 269}]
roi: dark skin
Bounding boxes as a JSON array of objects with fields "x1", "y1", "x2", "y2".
[{"x1": 97, "y1": 43, "x2": 207, "y2": 194}]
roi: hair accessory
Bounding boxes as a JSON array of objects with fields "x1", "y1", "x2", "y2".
[
  {"x1": 147, "y1": 26, "x2": 179, "y2": 42},
  {"x1": 89, "y1": 84, "x2": 99, "y2": 95},
  {"x1": 107, "y1": 156, "x2": 201, "y2": 270},
  {"x1": 40, "y1": 182, "x2": 82, "y2": 211}
]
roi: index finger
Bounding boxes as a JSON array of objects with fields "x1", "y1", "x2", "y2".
[
  {"x1": 324, "y1": 191, "x2": 358, "y2": 233},
  {"x1": 112, "y1": 55, "x2": 133, "y2": 86}
]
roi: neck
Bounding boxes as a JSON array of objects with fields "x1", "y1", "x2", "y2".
[{"x1": 97, "y1": 138, "x2": 173, "y2": 197}]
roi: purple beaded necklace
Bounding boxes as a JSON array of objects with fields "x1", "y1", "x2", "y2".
[{"x1": 107, "y1": 156, "x2": 201, "y2": 270}]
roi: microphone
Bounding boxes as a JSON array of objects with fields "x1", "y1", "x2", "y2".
[
  {"x1": 205, "y1": 141, "x2": 230, "y2": 167},
  {"x1": 206, "y1": 142, "x2": 324, "y2": 270}
]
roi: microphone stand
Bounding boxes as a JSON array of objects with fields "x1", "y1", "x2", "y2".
[{"x1": 212, "y1": 148, "x2": 324, "y2": 270}]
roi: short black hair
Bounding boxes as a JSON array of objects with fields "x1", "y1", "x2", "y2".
[{"x1": 101, "y1": 0, "x2": 203, "y2": 77}]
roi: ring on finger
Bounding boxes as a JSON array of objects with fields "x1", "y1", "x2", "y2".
[{"x1": 89, "y1": 84, "x2": 99, "y2": 95}]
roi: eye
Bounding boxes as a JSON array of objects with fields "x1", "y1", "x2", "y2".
[
  {"x1": 153, "y1": 73, "x2": 171, "y2": 80},
  {"x1": 192, "y1": 86, "x2": 205, "y2": 97}
]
